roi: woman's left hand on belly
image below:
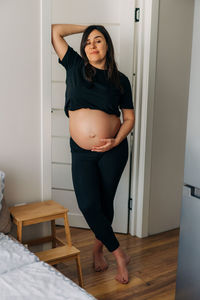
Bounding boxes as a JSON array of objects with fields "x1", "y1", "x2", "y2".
[{"x1": 91, "y1": 138, "x2": 117, "y2": 152}]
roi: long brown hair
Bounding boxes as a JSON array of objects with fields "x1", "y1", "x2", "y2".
[{"x1": 80, "y1": 25, "x2": 122, "y2": 92}]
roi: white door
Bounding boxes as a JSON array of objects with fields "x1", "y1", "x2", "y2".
[{"x1": 51, "y1": 0, "x2": 135, "y2": 233}]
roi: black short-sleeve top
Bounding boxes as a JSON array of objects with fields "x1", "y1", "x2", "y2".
[{"x1": 58, "y1": 45, "x2": 134, "y2": 118}]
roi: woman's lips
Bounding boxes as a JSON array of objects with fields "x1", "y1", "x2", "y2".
[{"x1": 91, "y1": 51, "x2": 99, "y2": 54}]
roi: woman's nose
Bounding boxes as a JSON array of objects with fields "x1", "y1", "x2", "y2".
[{"x1": 90, "y1": 41, "x2": 96, "y2": 49}]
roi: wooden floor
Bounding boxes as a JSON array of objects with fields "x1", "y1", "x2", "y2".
[{"x1": 55, "y1": 227, "x2": 179, "y2": 300}]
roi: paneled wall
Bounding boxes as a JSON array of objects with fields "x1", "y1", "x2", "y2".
[{"x1": 51, "y1": 0, "x2": 135, "y2": 232}]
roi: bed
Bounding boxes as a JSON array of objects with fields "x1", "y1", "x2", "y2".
[{"x1": 0, "y1": 233, "x2": 96, "y2": 300}]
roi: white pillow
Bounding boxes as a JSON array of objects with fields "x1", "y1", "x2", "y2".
[{"x1": 0, "y1": 171, "x2": 5, "y2": 211}]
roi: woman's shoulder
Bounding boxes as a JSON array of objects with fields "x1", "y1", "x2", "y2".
[
  {"x1": 118, "y1": 70, "x2": 129, "y2": 80},
  {"x1": 118, "y1": 71, "x2": 131, "y2": 86},
  {"x1": 58, "y1": 45, "x2": 83, "y2": 70}
]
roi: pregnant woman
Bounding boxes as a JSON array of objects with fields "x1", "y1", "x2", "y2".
[{"x1": 51, "y1": 24, "x2": 135, "y2": 284}]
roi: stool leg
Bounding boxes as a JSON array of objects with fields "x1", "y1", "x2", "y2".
[
  {"x1": 17, "y1": 221, "x2": 22, "y2": 242},
  {"x1": 76, "y1": 254, "x2": 84, "y2": 287},
  {"x1": 63, "y1": 212, "x2": 72, "y2": 247},
  {"x1": 51, "y1": 220, "x2": 56, "y2": 248}
]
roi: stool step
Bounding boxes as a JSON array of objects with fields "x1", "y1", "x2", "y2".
[{"x1": 35, "y1": 245, "x2": 80, "y2": 265}]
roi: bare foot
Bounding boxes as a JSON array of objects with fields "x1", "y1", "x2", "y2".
[
  {"x1": 93, "y1": 251, "x2": 109, "y2": 272},
  {"x1": 113, "y1": 247, "x2": 131, "y2": 284},
  {"x1": 93, "y1": 238, "x2": 109, "y2": 272}
]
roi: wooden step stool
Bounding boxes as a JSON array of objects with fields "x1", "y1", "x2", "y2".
[{"x1": 9, "y1": 200, "x2": 83, "y2": 287}]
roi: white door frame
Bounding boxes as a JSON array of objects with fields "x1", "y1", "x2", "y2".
[
  {"x1": 40, "y1": 0, "x2": 52, "y2": 201},
  {"x1": 40, "y1": 0, "x2": 159, "y2": 237},
  {"x1": 129, "y1": 0, "x2": 159, "y2": 237}
]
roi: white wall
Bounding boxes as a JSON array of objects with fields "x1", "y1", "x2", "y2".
[
  {"x1": 148, "y1": 0, "x2": 194, "y2": 234},
  {"x1": 1, "y1": 0, "x2": 193, "y2": 239},
  {"x1": 184, "y1": 0, "x2": 200, "y2": 188},
  {"x1": 0, "y1": 1, "x2": 41, "y2": 214}
]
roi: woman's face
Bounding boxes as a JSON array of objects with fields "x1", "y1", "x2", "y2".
[{"x1": 84, "y1": 29, "x2": 108, "y2": 68}]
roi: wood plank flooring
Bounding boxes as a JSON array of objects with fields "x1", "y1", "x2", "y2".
[{"x1": 55, "y1": 227, "x2": 179, "y2": 300}]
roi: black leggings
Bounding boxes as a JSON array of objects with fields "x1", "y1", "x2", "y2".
[{"x1": 70, "y1": 137, "x2": 128, "y2": 252}]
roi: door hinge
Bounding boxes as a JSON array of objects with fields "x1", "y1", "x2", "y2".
[
  {"x1": 128, "y1": 198, "x2": 133, "y2": 210},
  {"x1": 135, "y1": 8, "x2": 140, "y2": 22}
]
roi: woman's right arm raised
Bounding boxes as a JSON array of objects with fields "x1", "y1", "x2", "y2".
[{"x1": 51, "y1": 24, "x2": 88, "y2": 61}]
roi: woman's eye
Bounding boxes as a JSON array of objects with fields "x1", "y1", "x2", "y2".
[{"x1": 86, "y1": 40, "x2": 101, "y2": 46}]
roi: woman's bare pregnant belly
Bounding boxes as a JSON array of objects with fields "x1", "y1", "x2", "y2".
[{"x1": 68, "y1": 109, "x2": 121, "y2": 150}]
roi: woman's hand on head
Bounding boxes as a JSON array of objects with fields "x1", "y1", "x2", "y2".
[{"x1": 91, "y1": 138, "x2": 117, "y2": 152}]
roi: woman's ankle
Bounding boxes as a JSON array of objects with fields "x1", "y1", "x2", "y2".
[
  {"x1": 112, "y1": 247, "x2": 128, "y2": 262},
  {"x1": 93, "y1": 238, "x2": 104, "y2": 253},
  {"x1": 112, "y1": 246, "x2": 123, "y2": 256}
]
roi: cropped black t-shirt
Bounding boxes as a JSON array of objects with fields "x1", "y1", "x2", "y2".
[{"x1": 58, "y1": 45, "x2": 134, "y2": 118}]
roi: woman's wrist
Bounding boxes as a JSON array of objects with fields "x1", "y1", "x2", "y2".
[{"x1": 113, "y1": 137, "x2": 121, "y2": 147}]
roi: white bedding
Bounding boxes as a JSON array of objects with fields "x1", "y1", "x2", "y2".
[
  {"x1": 0, "y1": 233, "x2": 96, "y2": 300},
  {"x1": 0, "y1": 171, "x2": 5, "y2": 210},
  {"x1": 0, "y1": 233, "x2": 38, "y2": 274}
]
